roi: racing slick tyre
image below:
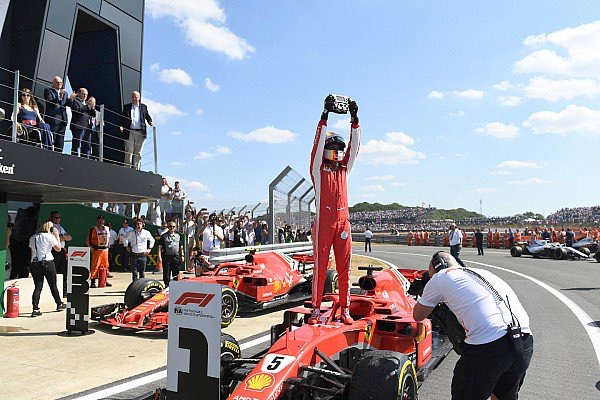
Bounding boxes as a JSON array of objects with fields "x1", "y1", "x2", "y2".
[
  {"x1": 124, "y1": 278, "x2": 165, "y2": 309},
  {"x1": 595, "y1": 251, "x2": 600, "y2": 263},
  {"x1": 220, "y1": 333, "x2": 241, "y2": 398},
  {"x1": 323, "y1": 269, "x2": 339, "y2": 295},
  {"x1": 554, "y1": 248, "x2": 567, "y2": 260},
  {"x1": 510, "y1": 246, "x2": 522, "y2": 257},
  {"x1": 348, "y1": 350, "x2": 418, "y2": 400},
  {"x1": 221, "y1": 287, "x2": 238, "y2": 329}
]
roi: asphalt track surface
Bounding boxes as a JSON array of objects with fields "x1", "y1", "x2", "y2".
[{"x1": 62, "y1": 244, "x2": 600, "y2": 400}]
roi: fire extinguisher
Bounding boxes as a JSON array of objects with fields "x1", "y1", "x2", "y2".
[
  {"x1": 98, "y1": 267, "x2": 107, "y2": 288},
  {"x1": 1, "y1": 283, "x2": 19, "y2": 318}
]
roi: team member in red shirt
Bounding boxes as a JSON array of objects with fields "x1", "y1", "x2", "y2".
[{"x1": 309, "y1": 96, "x2": 360, "y2": 325}]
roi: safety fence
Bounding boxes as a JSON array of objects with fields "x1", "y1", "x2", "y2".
[
  {"x1": 0, "y1": 66, "x2": 158, "y2": 173},
  {"x1": 268, "y1": 166, "x2": 314, "y2": 244}
]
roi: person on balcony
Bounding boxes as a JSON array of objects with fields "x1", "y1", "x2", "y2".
[
  {"x1": 119, "y1": 91, "x2": 154, "y2": 169},
  {"x1": 43, "y1": 76, "x2": 68, "y2": 152},
  {"x1": 16, "y1": 88, "x2": 53, "y2": 149}
]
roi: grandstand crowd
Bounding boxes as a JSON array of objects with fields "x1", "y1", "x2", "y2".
[{"x1": 350, "y1": 206, "x2": 600, "y2": 233}]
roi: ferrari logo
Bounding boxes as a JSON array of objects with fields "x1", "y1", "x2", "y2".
[
  {"x1": 245, "y1": 373, "x2": 274, "y2": 391},
  {"x1": 365, "y1": 324, "x2": 372, "y2": 342},
  {"x1": 233, "y1": 278, "x2": 240, "y2": 289}
]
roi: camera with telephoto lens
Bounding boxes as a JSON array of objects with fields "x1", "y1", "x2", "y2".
[
  {"x1": 327, "y1": 94, "x2": 350, "y2": 114},
  {"x1": 209, "y1": 213, "x2": 218, "y2": 224}
]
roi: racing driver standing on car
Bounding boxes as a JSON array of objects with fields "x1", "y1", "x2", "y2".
[{"x1": 308, "y1": 95, "x2": 360, "y2": 325}]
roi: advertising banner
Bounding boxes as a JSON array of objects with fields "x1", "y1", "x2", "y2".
[
  {"x1": 67, "y1": 246, "x2": 90, "y2": 333},
  {"x1": 167, "y1": 281, "x2": 221, "y2": 400}
]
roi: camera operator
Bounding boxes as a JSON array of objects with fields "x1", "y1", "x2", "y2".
[
  {"x1": 231, "y1": 219, "x2": 246, "y2": 247},
  {"x1": 199, "y1": 213, "x2": 224, "y2": 256},
  {"x1": 413, "y1": 251, "x2": 533, "y2": 400}
]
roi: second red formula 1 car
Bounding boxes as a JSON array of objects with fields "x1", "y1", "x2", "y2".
[{"x1": 91, "y1": 250, "x2": 338, "y2": 329}]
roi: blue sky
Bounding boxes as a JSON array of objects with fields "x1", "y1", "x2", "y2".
[{"x1": 140, "y1": 0, "x2": 600, "y2": 217}]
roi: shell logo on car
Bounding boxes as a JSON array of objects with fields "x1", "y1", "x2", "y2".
[
  {"x1": 245, "y1": 373, "x2": 274, "y2": 391},
  {"x1": 273, "y1": 279, "x2": 281, "y2": 294}
]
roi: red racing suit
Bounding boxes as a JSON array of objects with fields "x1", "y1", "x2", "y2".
[{"x1": 310, "y1": 118, "x2": 360, "y2": 308}]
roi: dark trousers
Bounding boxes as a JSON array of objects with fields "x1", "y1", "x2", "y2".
[
  {"x1": 131, "y1": 253, "x2": 147, "y2": 281},
  {"x1": 365, "y1": 238, "x2": 372, "y2": 252},
  {"x1": 450, "y1": 244, "x2": 467, "y2": 267},
  {"x1": 162, "y1": 254, "x2": 181, "y2": 286},
  {"x1": 50, "y1": 121, "x2": 66, "y2": 152},
  {"x1": 476, "y1": 241, "x2": 484, "y2": 255},
  {"x1": 9, "y1": 239, "x2": 31, "y2": 279},
  {"x1": 51, "y1": 248, "x2": 67, "y2": 297},
  {"x1": 30, "y1": 260, "x2": 62, "y2": 310},
  {"x1": 119, "y1": 244, "x2": 130, "y2": 271},
  {"x1": 452, "y1": 333, "x2": 533, "y2": 400},
  {"x1": 509, "y1": 238, "x2": 514, "y2": 248},
  {"x1": 90, "y1": 130, "x2": 100, "y2": 160}
]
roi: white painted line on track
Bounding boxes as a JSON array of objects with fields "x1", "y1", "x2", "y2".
[
  {"x1": 240, "y1": 334, "x2": 271, "y2": 350},
  {"x1": 375, "y1": 250, "x2": 600, "y2": 370},
  {"x1": 71, "y1": 334, "x2": 271, "y2": 400}
]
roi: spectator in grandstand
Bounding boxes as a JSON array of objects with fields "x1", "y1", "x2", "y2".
[
  {"x1": 67, "y1": 88, "x2": 90, "y2": 157},
  {"x1": 253, "y1": 220, "x2": 262, "y2": 245},
  {"x1": 87, "y1": 96, "x2": 102, "y2": 160},
  {"x1": 44, "y1": 76, "x2": 68, "y2": 152},
  {"x1": 123, "y1": 218, "x2": 155, "y2": 281},
  {"x1": 261, "y1": 221, "x2": 269, "y2": 245},
  {"x1": 170, "y1": 181, "x2": 186, "y2": 230},
  {"x1": 231, "y1": 219, "x2": 246, "y2": 247},
  {"x1": 245, "y1": 221, "x2": 256, "y2": 246},
  {"x1": 364, "y1": 226, "x2": 373, "y2": 252},
  {"x1": 199, "y1": 213, "x2": 224, "y2": 255},
  {"x1": 184, "y1": 210, "x2": 196, "y2": 271},
  {"x1": 16, "y1": 88, "x2": 53, "y2": 149},
  {"x1": 448, "y1": 223, "x2": 467, "y2": 268},
  {"x1": 119, "y1": 91, "x2": 154, "y2": 169}
]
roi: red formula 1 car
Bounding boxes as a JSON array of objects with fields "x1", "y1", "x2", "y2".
[
  {"x1": 216, "y1": 265, "x2": 451, "y2": 400},
  {"x1": 91, "y1": 251, "x2": 338, "y2": 329}
]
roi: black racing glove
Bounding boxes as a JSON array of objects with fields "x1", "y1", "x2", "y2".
[
  {"x1": 321, "y1": 94, "x2": 336, "y2": 121},
  {"x1": 349, "y1": 99, "x2": 359, "y2": 124}
]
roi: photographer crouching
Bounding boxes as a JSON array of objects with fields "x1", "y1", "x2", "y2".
[{"x1": 412, "y1": 251, "x2": 533, "y2": 400}]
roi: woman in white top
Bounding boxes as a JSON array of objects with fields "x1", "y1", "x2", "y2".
[{"x1": 29, "y1": 220, "x2": 66, "y2": 317}]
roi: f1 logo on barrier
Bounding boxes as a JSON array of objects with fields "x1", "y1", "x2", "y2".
[
  {"x1": 174, "y1": 293, "x2": 215, "y2": 307},
  {"x1": 71, "y1": 251, "x2": 88, "y2": 258}
]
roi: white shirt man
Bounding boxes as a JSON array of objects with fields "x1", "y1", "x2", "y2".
[
  {"x1": 364, "y1": 228, "x2": 373, "y2": 252},
  {"x1": 413, "y1": 251, "x2": 533, "y2": 399},
  {"x1": 448, "y1": 223, "x2": 467, "y2": 268},
  {"x1": 201, "y1": 223, "x2": 224, "y2": 255},
  {"x1": 123, "y1": 219, "x2": 156, "y2": 281}
]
